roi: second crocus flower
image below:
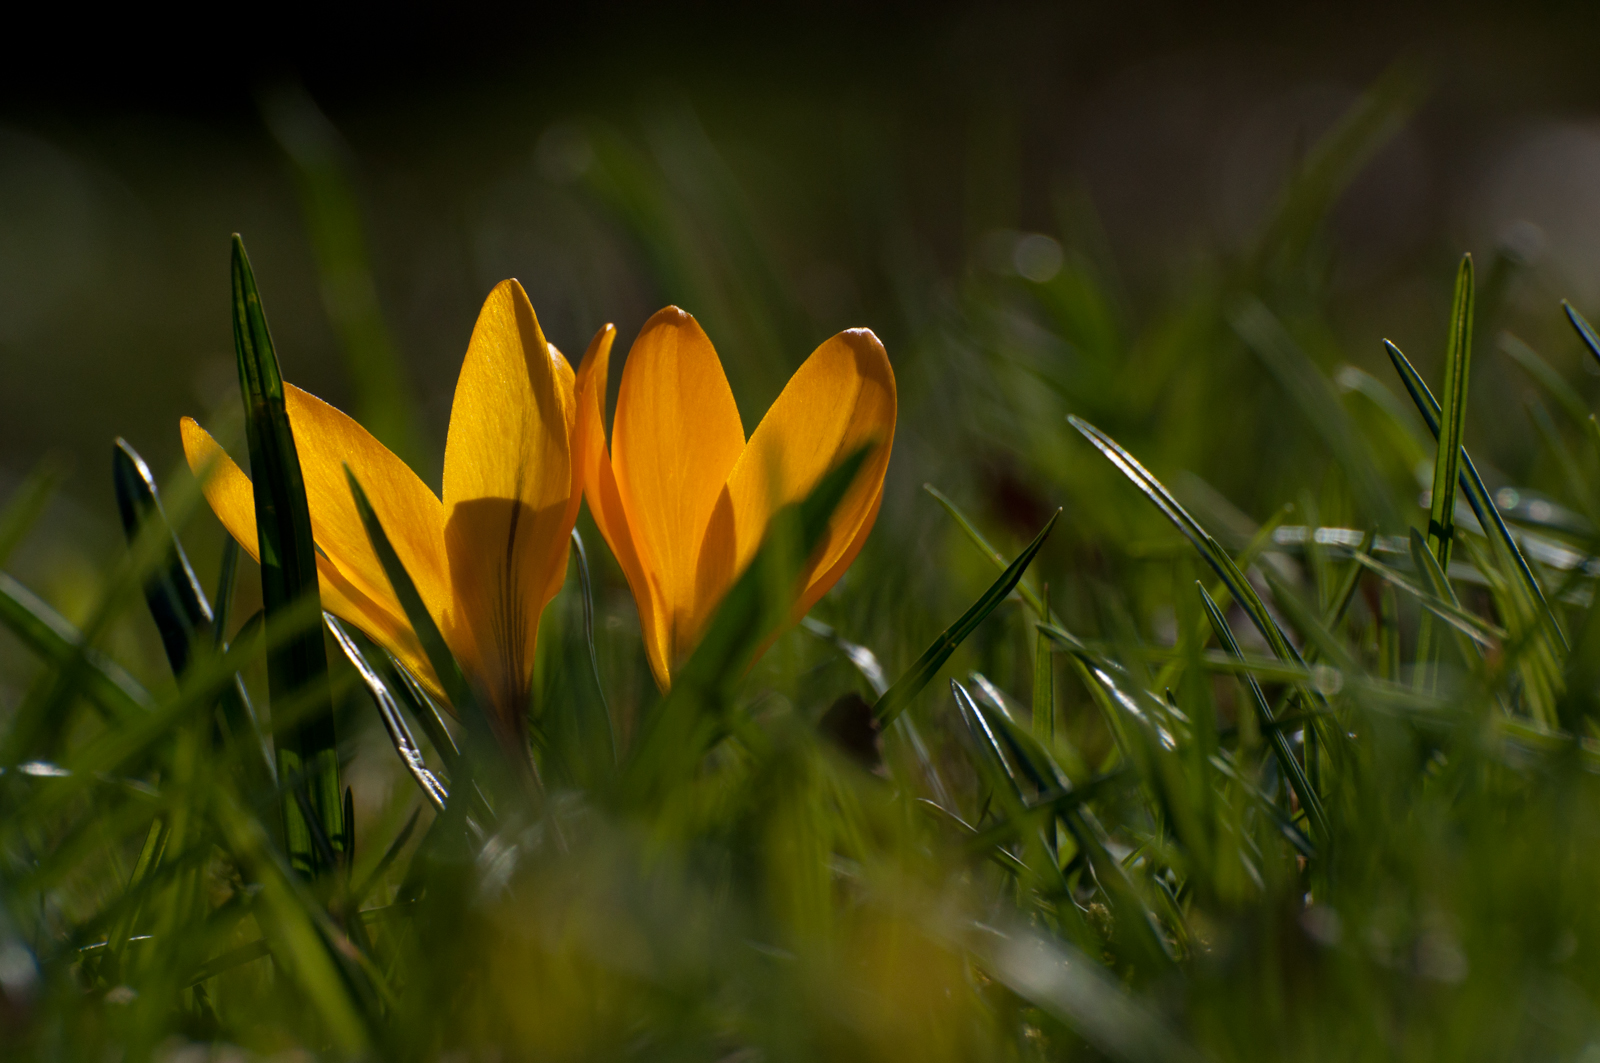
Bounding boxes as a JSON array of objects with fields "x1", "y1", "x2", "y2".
[{"x1": 576, "y1": 308, "x2": 896, "y2": 690}]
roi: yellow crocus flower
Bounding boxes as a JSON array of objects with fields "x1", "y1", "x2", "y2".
[
  {"x1": 181, "y1": 280, "x2": 585, "y2": 746},
  {"x1": 575, "y1": 307, "x2": 896, "y2": 690}
]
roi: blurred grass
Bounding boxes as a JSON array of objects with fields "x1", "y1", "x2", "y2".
[{"x1": 9, "y1": 47, "x2": 1600, "y2": 1063}]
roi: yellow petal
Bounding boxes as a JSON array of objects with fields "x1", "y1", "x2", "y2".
[
  {"x1": 576, "y1": 324, "x2": 673, "y2": 689},
  {"x1": 283, "y1": 384, "x2": 450, "y2": 648},
  {"x1": 180, "y1": 417, "x2": 447, "y2": 703},
  {"x1": 610, "y1": 307, "x2": 745, "y2": 674},
  {"x1": 181, "y1": 417, "x2": 260, "y2": 561},
  {"x1": 719, "y1": 327, "x2": 896, "y2": 623},
  {"x1": 441, "y1": 279, "x2": 577, "y2": 728}
]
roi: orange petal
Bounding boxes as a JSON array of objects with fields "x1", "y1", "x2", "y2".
[
  {"x1": 576, "y1": 324, "x2": 672, "y2": 689},
  {"x1": 283, "y1": 384, "x2": 450, "y2": 648},
  {"x1": 720, "y1": 327, "x2": 895, "y2": 623},
  {"x1": 441, "y1": 279, "x2": 577, "y2": 727},
  {"x1": 610, "y1": 307, "x2": 745, "y2": 674},
  {"x1": 180, "y1": 417, "x2": 446, "y2": 702},
  {"x1": 181, "y1": 417, "x2": 260, "y2": 562}
]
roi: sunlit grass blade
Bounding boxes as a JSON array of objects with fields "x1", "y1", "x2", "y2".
[
  {"x1": 232, "y1": 233, "x2": 344, "y2": 877},
  {"x1": 1426, "y1": 254, "x2": 1475, "y2": 570},
  {"x1": 326, "y1": 615, "x2": 447, "y2": 811},
  {"x1": 1069, "y1": 416, "x2": 1300, "y2": 664},
  {"x1": 1199, "y1": 584, "x2": 1328, "y2": 843},
  {"x1": 1383, "y1": 338, "x2": 1564, "y2": 648},
  {"x1": 1349, "y1": 551, "x2": 1504, "y2": 648},
  {"x1": 924, "y1": 483, "x2": 1051, "y2": 619},
  {"x1": 113, "y1": 439, "x2": 213, "y2": 675},
  {"x1": 874, "y1": 509, "x2": 1058, "y2": 727},
  {"x1": 801, "y1": 617, "x2": 889, "y2": 698},
  {"x1": 345, "y1": 466, "x2": 507, "y2": 809},
  {"x1": 383, "y1": 651, "x2": 461, "y2": 776},
  {"x1": 113, "y1": 440, "x2": 273, "y2": 795},
  {"x1": 0, "y1": 451, "x2": 68, "y2": 570}
]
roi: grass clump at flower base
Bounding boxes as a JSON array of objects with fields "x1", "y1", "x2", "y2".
[{"x1": 6, "y1": 70, "x2": 1600, "y2": 1061}]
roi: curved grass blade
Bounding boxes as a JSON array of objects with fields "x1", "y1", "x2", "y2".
[
  {"x1": 113, "y1": 440, "x2": 273, "y2": 793},
  {"x1": 1426, "y1": 254, "x2": 1475, "y2": 570},
  {"x1": 1069, "y1": 416, "x2": 1298, "y2": 664},
  {"x1": 1200, "y1": 584, "x2": 1329, "y2": 842},
  {"x1": 1565, "y1": 300, "x2": 1600, "y2": 368},
  {"x1": 345, "y1": 466, "x2": 506, "y2": 812},
  {"x1": 1383, "y1": 338, "x2": 1564, "y2": 648},
  {"x1": 383, "y1": 652, "x2": 461, "y2": 775},
  {"x1": 325, "y1": 615, "x2": 447, "y2": 811},
  {"x1": 801, "y1": 617, "x2": 888, "y2": 698},
  {"x1": 874, "y1": 509, "x2": 1059, "y2": 726},
  {"x1": 924, "y1": 484, "x2": 1051, "y2": 620},
  {"x1": 232, "y1": 234, "x2": 343, "y2": 876},
  {"x1": 1349, "y1": 552, "x2": 1503, "y2": 648},
  {"x1": 113, "y1": 439, "x2": 213, "y2": 674}
]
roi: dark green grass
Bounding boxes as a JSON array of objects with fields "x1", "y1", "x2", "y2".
[{"x1": 5, "y1": 70, "x2": 1600, "y2": 1061}]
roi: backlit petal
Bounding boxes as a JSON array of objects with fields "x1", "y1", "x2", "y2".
[
  {"x1": 611, "y1": 307, "x2": 745, "y2": 672},
  {"x1": 180, "y1": 417, "x2": 446, "y2": 702},
  {"x1": 441, "y1": 279, "x2": 576, "y2": 728},
  {"x1": 719, "y1": 327, "x2": 895, "y2": 622},
  {"x1": 283, "y1": 384, "x2": 450, "y2": 650},
  {"x1": 576, "y1": 324, "x2": 672, "y2": 689}
]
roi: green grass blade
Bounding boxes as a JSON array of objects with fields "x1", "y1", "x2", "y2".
[
  {"x1": 325, "y1": 615, "x2": 447, "y2": 811},
  {"x1": 1426, "y1": 254, "x2": 1475, "y2": 570},
  {"x1": 214, "y1": 537, "x2": 240, "y2": 651},
  {"x1": 1199, "y1": 584, "x2": 1329, "y2": 843},
  {"x1": 345, "y1": 465, "x2": 508, "y2": 810},
  {"x1": 232, "y1": 234, "x2": 344, "y2": 877},
  {"x1": 1349, "y1": 552, "x2": 1504, "y2": 647},
  {"x1": 112, "y1": 439, "x2": 212, "y2": 676},
  {"x1": 382, "y1": 651, "x2": 461, "y2": 775},
  {"x1": 112, "y1": 439, "x2": 274, "y2": 793},
  {"x1": 801, "y1": 617, "x2": 889, "y2": 698},
  {"x1": 0, "y1": 572, "x2": 152, "y2": 724},
  {"x1": 1383, "y1": 338, "x2": 1565, "y2": 648},
  {"x1": 1069, "y1": 416, "x2": 1300, "y2": 665},
  {"x1": 0, "y1": 452, "x2": 68, "y2": 569},
  {"x1": 924, "y1": 483, "x2": 1051, "y2": 620},
  {"x1": 873, "y1": 509, "x2": 1059, "y2": 726},
  {"x1": 1564, "y1": 299, "x2": 1600, "y2": 368}
]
